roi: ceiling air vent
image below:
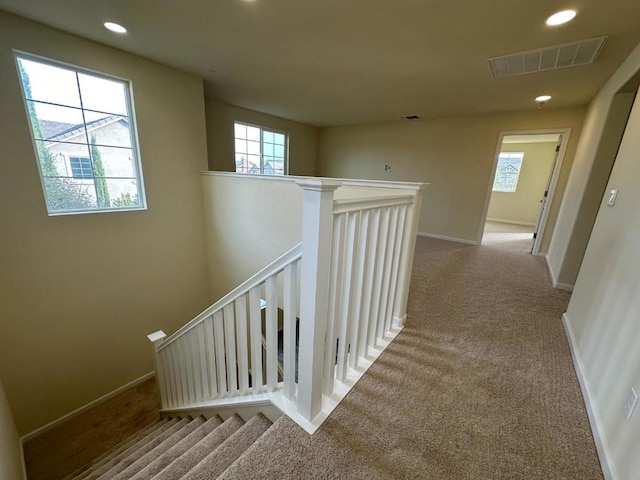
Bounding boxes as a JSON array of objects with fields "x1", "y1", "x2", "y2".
[{"x1": 488, "y1": 36, "x2": 607, "y2": 78}]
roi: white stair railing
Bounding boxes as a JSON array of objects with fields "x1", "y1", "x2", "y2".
[
  {"x1": 149, "y1": 177, "x2": 424, "y2": 433},
  {"x1": 148, "y1": 245, "x2": 301, "y2": 409}
]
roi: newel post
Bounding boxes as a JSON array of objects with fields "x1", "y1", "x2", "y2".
[
  {"x1": 392, "y1": 187, "x2": 425, "y2": 327},
  {"x1": 295, "y1": 178, "x2": 341, "y2": 422},
  {"x1": 147, "y1": 330, "x2": 167, "y2": 408}
]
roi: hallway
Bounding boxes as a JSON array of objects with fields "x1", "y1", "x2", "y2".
[{"x1": 221, "y1": 237, "x2": 602, "y2": 479}]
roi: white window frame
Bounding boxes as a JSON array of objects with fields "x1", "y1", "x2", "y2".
[
  {"x1": 233, "y1": 121, "x2": 288, "y2": 175},
  {"x1": 492, "y1": 152, "x2": 524, "y2": 193},
  {"x1": 14, "y1": 51, "x2": 147, "y2": 216}
]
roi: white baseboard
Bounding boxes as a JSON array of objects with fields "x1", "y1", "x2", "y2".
[
  {"x1": 20, "y1": 371, "x2": 155, "y2": 443},
  {"x1": 562, "y1": 313, "x2": 616, "y2": 480},
  {"x1": 543, "y1": 253, "x2": 574, "y2": 292},
  {"x1": 417, "y1": 232, "x2": 478, "y2": 245},
  {"x1": 486, "y1": 217, "x2": 536, "y2": 227}
]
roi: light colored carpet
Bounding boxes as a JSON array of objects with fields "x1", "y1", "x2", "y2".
[
  {"x1": 24, "y1": 376, "x2": 161, "y2": 480},
  {"x1": 482, "y1": 220, "x2": 535, "y2": 254},
  {"x1": 222, "y1": 237, "x2": 603, "y2": 479},
  {"x1": 24, "y1": 237, "x2": 603, "y2": 479}
]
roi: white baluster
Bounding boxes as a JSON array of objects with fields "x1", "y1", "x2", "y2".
[
  {"x1": 323, "y1": 212, "x2": 344, "y2": 395},
  {"x1": 385, "y1": 205, "x2": 407, "y2": 333},
  {"x1": 283, "y1": 263, "x2": 298, "y2": 400},
  {"x1": 295, "y1": 178, "x2": 341, "y2": 422},
  {"x1": 368, "y1": 208, "x2": 385, "y2": 350},
  {"x1": 235, "y1": 295, "x2": 250, "y2": 395},
  {"x1": 393, "y1": 190, "x2": 424, "y2": 326},
  {"x1": 359, "y1": 209, "x2": 377, "y2": 359},
  {"x1": 374, "y1": 208, "x2": 392, "y2": 344},
  {"x1": 203, "y1": 315, "x2": 218, "y2": 397},
  {"x1": 249, "y1": 286, "x2": 263, "y2": 393},
  {"x1": 223, "y1": 304, "x2": 238, "y2": 394},
  {"x1": 213, "y1": 311, "x2": 227, "y2": 393},
  {"x1": 379, "y1": 206, "x2": 399, "y2": 339},
  {"x1": 168, "y1": 345, "x2": 181, "y2": 405},
  {"x1": 265, "y1": 275, "x2": 278, "y2": 392},
  {"x1": 349, "y1": 210, "x2": 367, "y2": 369},
  {"x1": 176, "y1": 337, "x2": 191, "y2": 403},
  {"x1": 354, "y1": 210, "x2": 373, "y2": 362},
  {"x1": 336, "y1": 211, "x2": 359, "y2": 382},
  {"x1": 192, "y1": 325, "x2": 205, "y2": 402}
]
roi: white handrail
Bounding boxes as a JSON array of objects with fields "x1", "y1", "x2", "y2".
[
  {"x1": 148, "y1": 176, "x2": 425, "y2": 433},
  {"x1": 157, "y1": 243, "x2": 301, "y2": 351}
]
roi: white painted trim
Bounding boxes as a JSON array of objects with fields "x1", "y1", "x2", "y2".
[
  {"x1": 201, "y1": 171, "x2": 427, "y2": 191},
  {"x1": 555, "y1": 282, "x2": 574, "y2": 292},
  {"x1": 486, "y1": 217, "x2": 536, "y2": 227},
  {"x1": 543, "y1": 253, "x2": 574, "y2": 292},
  {"x1": 562, "y1": 313, "x2": 616, "y2": 480},
  {"x1": 477, "y1": 128, "x2": 572, "y2": 254},
  {"x1": 271, "y1": 326, "x2": 405, "y2": 434},
  {"x1": 417, "y1": 231, "x2": 478, "y2": 245},
  {"x1": 20, "y1": 372, "x2": 155, "y2": 443}
]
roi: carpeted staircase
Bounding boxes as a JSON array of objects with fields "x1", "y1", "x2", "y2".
[{"x1": 62, "y1": 414, "x2": 273, "y2": 480}]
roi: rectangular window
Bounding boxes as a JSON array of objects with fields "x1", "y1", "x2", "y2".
[
  {"x1": 234, "y1": 122, "x2": 287, "y2": 175},
  {"x1": 15, "y1": 52, "x2": 146, "y2": 214},
  {"x1": 492, "y1": 152, "x2": 524, "y2": 193},
  {"x1": 69, "y1": 156, "x2": 94, "y2": 179}
]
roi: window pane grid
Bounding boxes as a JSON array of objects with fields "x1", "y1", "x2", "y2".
[
  {"x1": 492, "y1": 152, "x2": 524, "y2": 193},
  {"x1": 17, "y1": 54, "x2": 145, "y2": 214},
  {"x1": 233, "y1": 122, "x2": 287, "y2": 176}
]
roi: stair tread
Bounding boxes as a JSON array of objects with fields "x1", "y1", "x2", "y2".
[
  {"x1": 181, "y1": 414, "x2": 272, "y2": 480},
  {"x1": 130, "y1": 416, "x2": 223, "y2": 480},
  {"x1": 72, "y1": 418, "x2": 180, "y2": 480},
  {"x1": 84, "y1": 417, "x2": 191, "y2": 479},
  {"x1": 62, "y1": 418, "x2": 168, "y2": 480},
  {"x1": 151, "y1": 415, "x2": 245, "y2": 480},
  {"x1": 109, "y1": 416, "x2": 207, "y2": 480}
]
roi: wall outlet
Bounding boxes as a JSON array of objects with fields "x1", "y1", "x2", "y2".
[{"x1": 624, "y1": 388, "x2": 638, "y2": 420}]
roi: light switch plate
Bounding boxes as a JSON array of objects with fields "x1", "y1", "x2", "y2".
[
  {"x1": 607, "y1": 189, "x2": 618, "y2": 206},
  {"x1": 624, "y1": 387, "x2": 638, "y2": 420}
]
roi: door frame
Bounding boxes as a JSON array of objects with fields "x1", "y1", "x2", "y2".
[{"x1": 477, "y1": 128, "x2": 572, "y2": 255}]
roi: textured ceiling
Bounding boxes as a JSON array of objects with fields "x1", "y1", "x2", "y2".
[{"x1": 1, "y1": 0, "x2": 639, "y2": 127}]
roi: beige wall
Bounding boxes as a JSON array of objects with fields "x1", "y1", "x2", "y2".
[
  {"x1": 318, "y1": 108, "x2": 585, "y2": 252},
  {"x1": 201, "y1": 173, "x2": 303, "y2": 301},
  {"x1": 0, "y1": 12, "x2": 212, "y2": 435},
  {"x1": 563, "y1": 42, "x2": 640, "y2": 480},
  {"x1": 0, "y1": 379, "x2": 24, "y2": 480},
  {"x1": 205, "y1": 100, "x2": 319, "y2": 176},
  {"x1": 487, "y1": 142, "x2": 558, "y2": 225},
  {"x1": 551, "y1": 90, "x2": 636, "y2": 286}
]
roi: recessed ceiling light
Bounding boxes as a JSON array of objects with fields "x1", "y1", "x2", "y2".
[
  {"x1": 104, "y1": 22, "x2": 127, "y2": 34},
  {"x1": 536, "y1": 95, "x2": 552, "y2": 102},
  {"x1": 546, "y1": 10, "x2": 577, "y2": 26}
]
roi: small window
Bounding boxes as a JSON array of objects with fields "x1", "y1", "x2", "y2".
[
  {"x1": 15, "y1": 53, "x2": 146, "y2": 214},
  {"x1": 493, "y1": 152, "x2": 524, "y2": 193},
  {"x1": 234, "y1": 122, "x2": 288, "y2": 175},
  {"x1": 69, "y1": 157, "x2": 94, "y2": 179}
]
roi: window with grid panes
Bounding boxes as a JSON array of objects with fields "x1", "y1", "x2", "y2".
[
  {"x1": 15, "y1": 52, "x2": 146, "y2": 214},
  {"x1": 234, "y1": 122, "x2": 287, "y2": 175}
]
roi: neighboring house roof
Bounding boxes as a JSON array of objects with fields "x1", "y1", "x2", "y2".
[{"x1": 39, "y1": 115, "x2": 127, "y2": 142}]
